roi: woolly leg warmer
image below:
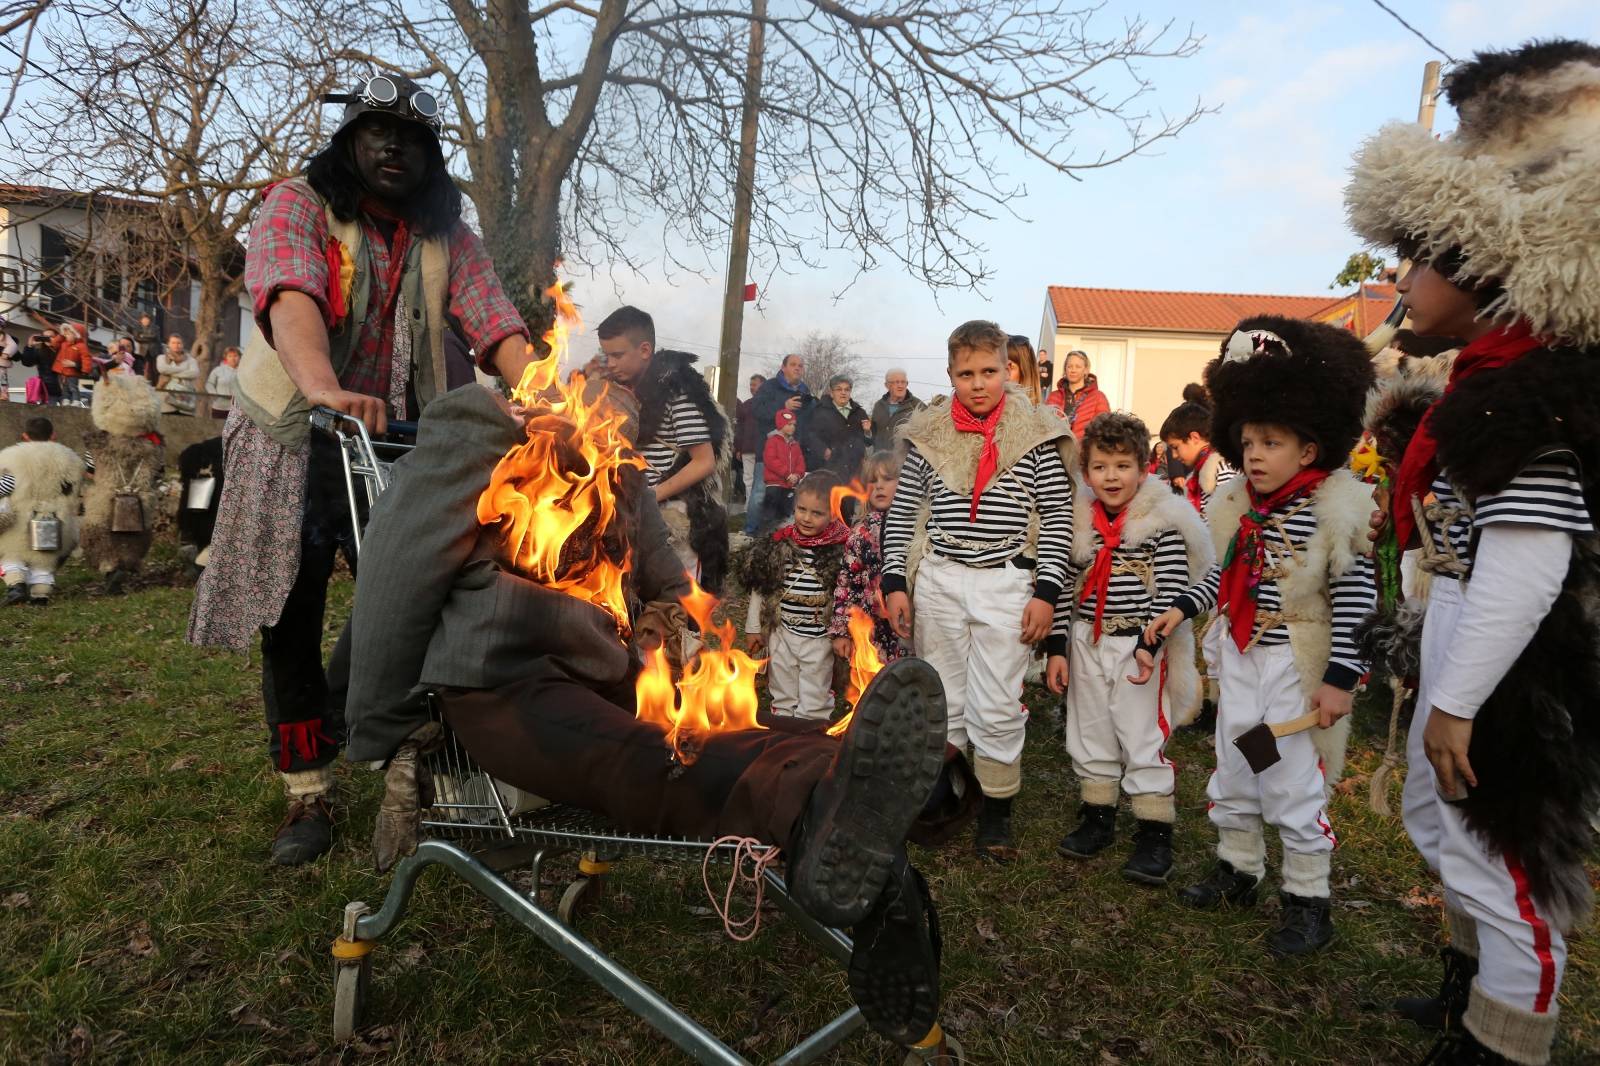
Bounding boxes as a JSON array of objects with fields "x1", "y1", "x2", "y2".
[
  {"x1": 1464, "y1": 981, "x2": 1559, "y2": 1066},
  {"x1": 1216, "y1": 825, "x2": 1266, "y2": 880},
  {"x1": 1281, "y1": 850, "x2": 1332, "y2": 899},
  {"x1": 282, "y1": 765, "x2": 334, "y2": 802},
  {"x1": 1078, "y1": 778, "x2": 1119, "y2": 808},
  {"x1": 1129, "y1": 792, "x2": 1176, "y2": 824},
  {"x1": 974, "y1": 754, "x2": 1021, "y2": 800}
]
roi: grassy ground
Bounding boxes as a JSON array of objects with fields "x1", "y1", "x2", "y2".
[{"x1": 2, "y1": 544, "x2": 1596, "y2": 1065}]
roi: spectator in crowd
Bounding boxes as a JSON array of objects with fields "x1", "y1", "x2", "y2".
[
  {"x1": 106, "y1": 337, "x2": 138, "y2": 374},
  {"x1": 132, "y1": 313, "x2": 161, "y2": 383},
  {"x1": 801, "y1": 373, "x2": 872, "y2": 478},
  {"x1": 0, "y1": 317, "x2": 14, "y2": 401},
  {"x1": 20, "y1": 415, "x2": 54, "y2": 441},
  {"x1": 53, "y1": 324, "x2": 92, "y2": 406},
  {"x1": 156, "y1": 334, "x2": 200, "y2": 416},
  {"x1": 1045, "y1": 349, "x2": 1109, "y2": 438},
  {"x1": 870, "y1": 368, "x2": 925, "y2": 452},
  {"x1": 752, "y1": 352, "x2": 813, "y2": 432},
  {"x1": 1006, "y1": 335, "x2": 1043, "y2": 404},
  {"x1": 207, "y1": 345, "x2": 241, "y2": 419},
  {"x1": 737, "y1": 373, "x2": 768, "y2": 535},
  {"x1": 1181, "y1": 381, "x2": 1209, "y2": 407},
  {"x1": 760, "y1": 407, "x2": 806, "y2": 528},
  {"x1": 18, "y1": 329, "x2": 60, "y2": 404}
]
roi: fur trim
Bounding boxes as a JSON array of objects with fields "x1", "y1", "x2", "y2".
[
  {"x1": 1356, "y1": 595, "x2": 1427, "y2": 681},
  {"x1": 739, "y1": 533, "x2": 846, "y2": 637},
  {"x1": 90, "y1": 371, "x2": 162, "y2": 437},
  {"x1": 1363, "y1": 352, "x2": 1454, "y2": 465},
  {"x1": 0, "y1": 442, "x2": 85, "y2": 568},
  {"x1": 1345, "y1": 43, "x2": 1600, "y2": 346}
]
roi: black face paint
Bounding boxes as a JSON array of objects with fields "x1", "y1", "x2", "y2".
[{"x1": 349, "y1": 113, "x2": 432, "y2": 207}]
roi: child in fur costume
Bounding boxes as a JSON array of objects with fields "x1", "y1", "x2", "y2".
[
  {"x1": 1049, "y1": 412, "x2": 1214, "y2": 885},
  {"x1": 0, "y1": 441, "x2": 85, "y2": 605},
  {"x1": 1147, "y1": 315, "x2": 1376, "y2": 956},
  {"x1": 1346, "y1": 39, "x2": 1600, "y2": 1066},
  {"x1": 743, "y1": 472, "x2": 849, "y2": 721},
  {"x1": 881, "y1": 320, "x2": 1076, "y2": 860},
  {"x1": 829, "y1": 449, "x2": 911, "y2": 664},
  {"x1": 80, "y1": 370, "x2": 165, "y2": 593}
]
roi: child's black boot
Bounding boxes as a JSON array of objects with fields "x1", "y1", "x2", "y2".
[
  {"x1": 1056, "y1": 803, "x2": 1116, "y2": 859},
  {"x1": 1121, "y1": 820, "x2": 1173, "y2": 885},
  {"x1": 1268, "y1": 892, "x2": 1334, "y2": 956}
]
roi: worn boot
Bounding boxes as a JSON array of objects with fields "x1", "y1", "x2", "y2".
[
  {"x1": 1396, "y1": 947, "x2": 1478, "y2": 1031},
  {"x1": 973, "y1": 796, "x2": 1017, "y2": 862},
  {"x1": 1418, "y1": 1027, "x2": 1513, "y2": 1065},
  {"x1": 271, "y1": 795, "x2": 335, "y2": 866},
  {"x1": 1178, "y1": 859, "x2": 1261, "y2": 909},
  {"x1": 1121, "y1": 820, "x2": 1174, "y2": 885},
  {"x1": 1269, "y1": 892, "x2": 1334, "y2": 956},
  {"x1": 788, "y1": 657, "x2": 948, "y2": 929},
  {"x1": 4, "y1": 583, "x2": 30, "y2": 606},
  {"x1": 848, "y1": 854, "x2": 942, "y2": 1045},
  {"x1": 1056, "y1": 803, "x2": 1116, "y2": 859}
]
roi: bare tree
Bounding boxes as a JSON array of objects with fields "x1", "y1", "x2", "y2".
[
  {"x1": 791, "y1": 330, "x2": 864, "y2": 396},
  {"x1": 329, "y1": 1, "x2": 1208, "y2": 340},
  {"x1": 0, "y1": 0, "x2": 61, "y2": 122},
  {"x1": 9, "y1": 0, "x2": 338, "y2": 373}
]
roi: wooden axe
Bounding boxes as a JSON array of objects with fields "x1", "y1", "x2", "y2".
[{"x1": 1232, "y1": 710, "x2": 1322, "y2": 774}]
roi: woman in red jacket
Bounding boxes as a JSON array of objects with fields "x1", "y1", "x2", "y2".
[
  {"x1": 759, "y1": 408, "x2": 806, "y2": 530},
  {"x1": 1045, "y1": 349, "x2": 1108, "y2": 438}
]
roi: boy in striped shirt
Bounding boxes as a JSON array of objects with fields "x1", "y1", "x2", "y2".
[
  {"x1": 1146, "y1": 316, "x2": 1376, "y2": 957},
  {"x1": 881, "y1": 320, "x2": 1075, "y2": 860}
]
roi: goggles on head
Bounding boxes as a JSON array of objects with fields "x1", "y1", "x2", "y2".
[{"x1": 323, "y1": 75, "x2": 442, "y2": 132}]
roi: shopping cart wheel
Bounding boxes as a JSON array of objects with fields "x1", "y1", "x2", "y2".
[
  {"x1": 557, "y1": 876, "x2": 601, "y2": 925},
  {"x1": 332, "y1": 955, "x2": 371, "y2": 1042},
  {"x1": 901, "y1": 1029, "x2": 965, "y2": 1065}
]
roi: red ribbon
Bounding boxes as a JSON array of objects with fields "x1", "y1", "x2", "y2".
[
  {"x1": 1184, "y1": 446, "x2": 1212, "y2": 513},
  {"x1": 950, "y1": 393, "x2": 1007, "y2": 522},
  {"x1": 1217, "y1": 468, "x2": 1328, "y2": 653},
  {"x1": 276, "y1": 720, "x2": 334, "y2": 771},
  {"x1": 1078, "y1": 501, "x2": 1127, "y2": 641}
]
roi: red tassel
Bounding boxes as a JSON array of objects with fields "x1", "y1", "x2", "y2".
[
  {"x1": 276, "y1": 720, "x2": 334, "y2": 770},
  {"x1": 325, "y1": 237, "x2": 347, "y2": 326}
]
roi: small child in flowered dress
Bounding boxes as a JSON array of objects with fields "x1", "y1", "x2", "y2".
[{"x1": 829, "y1": 450, "x2": 909, "y2": 663}]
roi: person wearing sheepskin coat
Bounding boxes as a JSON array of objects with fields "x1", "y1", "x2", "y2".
[
  {"x1": 1346, "y1": 39, "x2": 1600, "y2": 1066},
  {"x1": 80, "y1": 371, "x2": 165, "y2": 593},
  {"x1": 0, "y1": 441, "x2": 85, "y2": 605}
]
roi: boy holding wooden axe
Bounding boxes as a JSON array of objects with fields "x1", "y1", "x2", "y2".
[{"x1": 1146, "y1": 316, "x2": 1376, "y2": 956}]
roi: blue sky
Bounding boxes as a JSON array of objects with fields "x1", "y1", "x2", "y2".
[{"x1": 567, "y1": 0, "x2": 1600, "y2": 397}]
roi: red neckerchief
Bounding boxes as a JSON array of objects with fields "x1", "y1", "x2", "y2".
[
  {"x1": 950, "y1": 393, "x2": 1007, "y2": 521},
  {"x1": 1078, "y1": 501, "x2": 1127, "y2": 641},
  {"x1": 772, "y1": 518, "x2": 850, "y2": 548},
  {"x1": 1392, "y1": 321, "x2": 1542, "y2": 549},
  {"x1": 1217, "y1": 468, "x2": 1329, "y2": 653},
  {"x1": 1184, "y1": 447, "x2": 1212, "y2": 513}
]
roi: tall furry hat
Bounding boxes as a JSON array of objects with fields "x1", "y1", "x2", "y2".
[
  {"x1": 91, "y1": 369, "x2": 162, "y2": 437},
  {"x1": 1346, "y1": 39, "x2": 1600, "y2": 346},
  {"x1": 1204, "y1": 315, "x2": 1375, "y2": 471}
]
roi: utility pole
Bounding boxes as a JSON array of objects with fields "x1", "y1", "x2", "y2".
[
  {"x1": 714, "y1": 0, "x2": 766, "y2": 419},
  {"x1": 1417, "y1": 59, "x2": 1441, "y2": 130}
]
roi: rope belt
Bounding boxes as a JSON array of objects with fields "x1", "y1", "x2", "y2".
[{"x1": 1412, "y1": 495, "x2": 1471, "y2": 577}]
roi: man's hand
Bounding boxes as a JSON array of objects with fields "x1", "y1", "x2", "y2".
[
  {"x1": 1143, "y1": 607, "x2": 1184, "y2": 646},
  {"x1": 1368, "y1": 507, "x2": 1386, "y2": 544},
  {"x1": 307, "y1": 387, "x2": 388, "y2": 436},
  {"x1": 1310, "y1": 683, "x2": 1354, "y2": 728},
  {"x1": 1020, "y1": 597, "x2": 1054, "y2": 644},
  {"x1": 831, "y1": 636, "x2": 852, "y2": 659},
  {"x1": 784, "y1": 395, "x2": 803, "y2": 412},
  {"x1": 745, "y1": 632, "x2": 767, "y2": 658},
  {"x1": 859, "y1": 419, "x2": 872, "y2": 433},
  {"x1": 1423, "y1": 707, "x2": 1477, "y2": 801},
  {"x1": 1045, "y1": 654, "x2": 1069, "y2": 694},
  {"x1": 885, "y1": 590, "x2": 913, "y2": 640},
  {"x1": 1127, "y1": 648, "x2": 1156, "y2": 685}
]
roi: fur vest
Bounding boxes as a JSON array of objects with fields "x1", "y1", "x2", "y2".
[
  {"x1": 1068, "y1": 477, "x2": 1216, "y2": 725},
  {"x1": 0, "y1": 442, "x2": 85, "y2": 572},
  {"x1": 81, "y1": 430, "x2": 164, "y2": 573},
  {"x1": 634, "y1": 349, "x2": 731, "y2": 593},
  {"x1": 1425, "y1": 345, "x2": 1600, "y2": 928},
  {"x1": 741, "y1": 531, "x2": 847, "y2": 637},
  {"x1": 1206, "y1": 471, "x2": 1375, "y2": 784},
  {"x1": 897, "y1": 383, "x2": 1077, "y2": 590}
]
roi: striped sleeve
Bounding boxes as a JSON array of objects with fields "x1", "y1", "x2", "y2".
[
  {"x1": 879, "y1": 446, "x2": 930, "y2": 595},
  {"x1": 1473, "y1": 454, "x2": 1593, "y2": 534},
  {"x1": 1173, "y1": 564, "x2": 1220, "y2": 618},
  {"x1": 0, "y1": 472, "x2": 13, "y2": 498},
  {"x1": 1028, "y1": 444, "x2": 1074, "y2": 604},
  {"x1": 1151, "y1": 528, "x2": 1190, "y2": 614},
  {"x1": 82, "y1": 451, "x2": 95, "y2": 474},
  {"x1": 1047, "y1": 556, "x2": 1077, "y2": 656},
  {"x1": 1323, "y1": 552, "x2": 1377, "y2": 689}
]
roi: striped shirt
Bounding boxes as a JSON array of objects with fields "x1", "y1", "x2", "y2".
[
  {"x1": 779, "y1": 543, "x2": 833, "y2": 637},
  {"x1": 1056, "y1": 527, "x2": 1189, "y2": 636},
  {"x1": 1174, "y1": 496, "x2": 1376, "y2": 688},
  {"x1": 0, "y1": 472, "x2": 12, "y2": 497},
  {"x1": 880, "y1": 441, "x2": 1074, "y2": 604},
  {"x1": 1425, "y1": 456, "x2": 1593, "y2": 578},
  {"x1": 641, "y1": 391, "x2": 713, "y2": 488}
]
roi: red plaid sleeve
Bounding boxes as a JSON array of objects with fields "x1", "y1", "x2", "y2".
[
  {"x1": 446, "y1": 222, "x2": 528, "y2": 372},
  {"x1": 245, "y1": 182, "x2": 332, "y2": 345}
]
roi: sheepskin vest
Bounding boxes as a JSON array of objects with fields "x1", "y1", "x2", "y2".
[
  {"x1": 898, "y1": 383, "x2": 1076, "y2": 590},
  {"x1": 1206, "y1": 470, "x2": 1374, "y2": 782},
  {"x1": 742, "y1": 533, "x2": 847, "y2": 637},
  {"x1": 1068, "y1": 477, "x2": 1216, "y2": 725},
  {"x1": 234, "y1": 178, "x2": 449, "y2": 448},
  {"x1": 0, "y1": 442, "x2": 85, "y2": 573}
]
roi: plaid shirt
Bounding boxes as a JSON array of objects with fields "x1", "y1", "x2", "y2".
[{"x1": 245, "y1": 181, "x2": 526, "y2": 402}]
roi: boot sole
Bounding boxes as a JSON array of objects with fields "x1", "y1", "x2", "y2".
[
  {"x1": 788, "y1": 658, "x2": 947, "y2": 929},
  {"x1": 1056, "y1": 840, "x2": 1113, "y2": 860},
  {"x1": 1122, "y1": 866, "x2": 1172, "y2": 886},
  {"x1": 847, "y1": 864, "x2": 940, "y2": 1045},
  {"x1": 1177, "y1": 887, "x2": 1259, "y2": 910},
  {"x1": 1268, "y1": 930, "x2": 1335, "y2": 957}
]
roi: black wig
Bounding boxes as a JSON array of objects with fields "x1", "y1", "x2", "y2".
[{"x1": 305, "y1": 128, "x2": 463, "y2": 238}]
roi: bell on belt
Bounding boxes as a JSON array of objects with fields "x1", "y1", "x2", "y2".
[
  {"x1": 184, "y1": 475, "x2": 217, "y2": 511},
  {"x1": 29, "y1": 513, "x2": 63, "y2": 552},
  {"x1": 111, "y1": 493, "x2": 146, "y2": 534}
]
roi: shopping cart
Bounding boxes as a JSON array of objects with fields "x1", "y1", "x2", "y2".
[{"x1": 312, "y1": 406, "x2": 960, "y2": 1065}]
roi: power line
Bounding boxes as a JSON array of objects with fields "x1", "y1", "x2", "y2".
[{"x1": 1367, "y1": 0, "x2": 1457, "y2": 64}]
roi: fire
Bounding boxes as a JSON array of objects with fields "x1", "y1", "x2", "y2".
[
  {"x1": 476, "y1": 279, "x2": 644, "y2": 632},
  {"x1": 635, "y1": 579, "x2": 767, "y2": 763},
  {"x1": 826, "y1": 607, "x2": 886, "y2": 737},
  {"x1": 829, "y1": 480, "x2": 867, "y2": 525}
]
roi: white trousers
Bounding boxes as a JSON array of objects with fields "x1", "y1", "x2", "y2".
[
  {"x1": 1208, "y1": 641, "x2": 1335, "y2": 891},
  {"x1": 1, "y1": 561, "x2": 54, "y2": 587},
  {"x1": 767, "y1": 625, "x2": 835, "y2": 721},
  {"x1": 1066, "y1": 631, "x2": 1175, "y2": 804},
  {"x1": 913, "y1": 553, "x2": 1032, "y2": 766},
  {"x1": 1404, "y1": 577, "x2": 1566, "y2": 1018}
]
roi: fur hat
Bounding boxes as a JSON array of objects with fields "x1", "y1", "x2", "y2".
[
  {"x1": 91, "y1": 368, "x2": 162, "y2": 437},
  {"x1": 1204, "y1": 315, "x2": 1375, "y2": 472},
  {"x1": 1346, "y1": 39, "x2": 1600, "y2": 345},
  {"x1": 1364, "y1": 350, "x2": 1455, "y2": 465}
]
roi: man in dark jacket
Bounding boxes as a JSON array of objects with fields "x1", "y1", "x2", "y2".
[
  {"x1": 132, "y1": 312, "x2": 162, "y2": 384},
  {"x1": 869, "y1": 368, "x2": 924, "y2": 452},
  {"x1": 802, "y1": 374, "x2": 872, "y2": 478},
  {"x1": 752, "y1": 353, "x2": 813, "y2": 432},
  {"x1": 736, "y1": 373, "x2": 767, "y2": 535}
]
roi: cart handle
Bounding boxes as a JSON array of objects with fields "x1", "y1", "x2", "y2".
[{"x1": 308, "y1": 405, "x2": 417, "y2": 441}]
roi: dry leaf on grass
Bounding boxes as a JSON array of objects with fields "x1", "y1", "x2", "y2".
[
  {"x1": 166, "y1": 755, "x2": 196, "y2": 772},
  {"x1": 3, "y1": 892, "x2": 30, "y2": 910},
  {"x1": 125, "y1": 924, "x2": 157, "y2": 958},
  {"x1": 1402, "y1": 886, "x2": 1443, "y2": 910},
  {"x1": 974, "y1": 916, "x2": 1000, "y2": 942},
  {"x1": 228, "y1": 1004, "x2": 283, "y2": 1033}
]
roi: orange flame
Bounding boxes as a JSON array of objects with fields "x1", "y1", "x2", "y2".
[
  {"x1": 635, "y1": 579, "x2": 767, "y2": 763},
  {"x1": 829, "y1": 479, "x2": 868, "y2": 525},
  {"x1": 826, "y1": 607, "x2": 886, "y2": 737},
  {"x1": 476, "y1": 279, "x2": 644, "y2": 632}
]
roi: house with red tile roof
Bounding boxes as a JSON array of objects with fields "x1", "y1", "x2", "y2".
[{"x1": 1036, "y1": 283, "x2": 1397, "y2": 434}]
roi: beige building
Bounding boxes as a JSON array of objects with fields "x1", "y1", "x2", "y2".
[{"x1": 1037, "y1": 284, "x2": 1396, "y2": 434}]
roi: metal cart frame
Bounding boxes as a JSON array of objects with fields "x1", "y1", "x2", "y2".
[{"x1": 312, "y1": 408, "x2": 956, "y2": 1065}]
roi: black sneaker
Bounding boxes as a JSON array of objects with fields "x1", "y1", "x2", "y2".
[
  {"x1": 788, "y1": 658, "x2": 947, "y2": 929},
  {"x1": 848, "y1": 856, "x2": 941, "y2": 1046},
  {"x1": 1121, "y1": 820, "x2": 1174, "y2": 885},
  {"x1": 1396, "y1": 946, "x2": 1478, "y2": 1031},
  {"x1": 1057, "y1": 803, "x2": 1116, "y2": 859},
  {"x1": 1418, "y1": 1027, "x2": 1514, "y2": 1065},
  {"x1": 1268, "y1": 892, "x2": 1334, "y2": 956},
  {"x1": 973, "y1": 795, "x2": 1017, "y2": 863},
  {"x1": 270, "y1": 796, "x2": 335, "y2": 866},
  {"x1": 1178, "y1": 860, "x2": 1261, "y2": 909}
]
